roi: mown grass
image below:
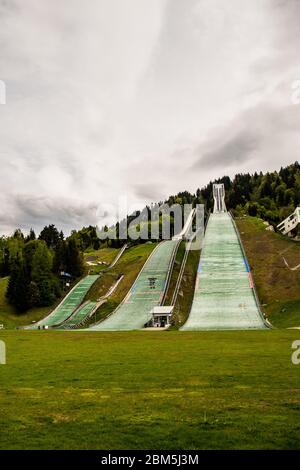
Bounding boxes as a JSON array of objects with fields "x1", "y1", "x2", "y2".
[
  {"x1": 0, "y1": 329, "x2": 299, "y2": 449},
  {"x1": 236, "y1": 216, "x2": 300, "y2": 328},
  {"x1": 84, "y1": 247, "x2": 121, "y2": 274},
  {"x1": 267, "y1": 299, "x2": 300, "y2": 329}
]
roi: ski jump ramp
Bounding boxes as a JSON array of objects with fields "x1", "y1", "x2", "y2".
[
  {"x1": 89, "y1": 240, "x2": 179, "y2": 331},
  {"x1": 32, "y1": 275, "x2": 100, "y2": 328},
  {"x1": 182, "y1": 185, "x2": 268, "y2": 330},
  {"x1": 89, "y1": 208, "x2": 197, "y2": 331},
  {"x1": 27, "y1": 245, "x2": 128, "y2": 329}
]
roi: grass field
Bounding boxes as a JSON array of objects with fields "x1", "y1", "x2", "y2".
[
  {"x1": 0, "y1": 329, "x2": 300, "y2": 450},
  {"x1": 236, "y1": 216, "x2": 300, "y2": 328}
]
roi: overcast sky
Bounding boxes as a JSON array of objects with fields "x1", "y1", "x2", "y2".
[{"x1": 0, "y1": 0, "x2": 300, "y2": 235}]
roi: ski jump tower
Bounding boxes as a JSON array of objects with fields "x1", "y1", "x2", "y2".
[{"x1": 213, "y1": 184, "x2": 226, "y2": 213}]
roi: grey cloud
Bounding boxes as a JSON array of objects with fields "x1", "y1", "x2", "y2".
[
  {"x1": 194, "y1": 132, "x2": 261, "y2": 170},
  {"x1": 133, "y1": 183, "x2": 165, "y2": 202},
  {"x1": 0, "y1": 194, "x2": 98, "y2": 235},
  {"x1": 190, "y1": 98, "x2": 300, "y2": 176}
]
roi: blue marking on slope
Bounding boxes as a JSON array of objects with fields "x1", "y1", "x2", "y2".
[
  {"x1": 198, "y1": 260, "x2": 202, "y2": 273},
  {"x1": 243, "y1": 257, "x2": 250, "y2": 272}
]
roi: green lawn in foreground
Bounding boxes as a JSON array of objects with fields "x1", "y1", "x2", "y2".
[{"x1": 0, "y1": 330, "x2": 299, "y2": 449}]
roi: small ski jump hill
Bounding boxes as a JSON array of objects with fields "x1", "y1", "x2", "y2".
[
  {"x1": 30, "y1": 275, "x2": 100, "y2": 329},
  {"x1": 181, "y1": 184, "x2": 269, "y2": 331},
  {"x1": 26, "y1": 246, "x2": 128, "y2": 330}
]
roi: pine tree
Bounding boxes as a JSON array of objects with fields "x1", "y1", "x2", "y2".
[
  {"x1": 31, "y1": 242, "x2": 57, "y2": 306},
  {"x1": 65, "y1": 239, "x2": 84, "y2": 277},
  {"x1": 13, "y1": 229, "x2": 24, "y2": 240},
  {"x1": 39, "y1": 224, "x2": 60, "y2": 249},
  {"x1": 26, "y1": 228, "x2": 36, "y2": 242},
  {"x1": 28, "y1": 281, "x2": 40, "y2": 307},
  {"x1": 0, "y1": 247, "x2": 10, "y2": 276},
  {"x1": 53, "y1": 239, "x2": 66, "y2": 274},
  {"x1": 6, "y1": 256, "x2": 29, "y2": 313}
]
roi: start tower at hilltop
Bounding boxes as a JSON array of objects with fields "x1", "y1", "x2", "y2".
[{"x1": 213, "y1": 183, "x2": 226, "y2": 213}]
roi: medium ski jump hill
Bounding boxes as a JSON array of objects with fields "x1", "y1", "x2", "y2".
[
  {"x1": 89, "y1": 240, "x2": 178, "y2": 331},
  {"x1": 89, "y1": 209, "x2": 196, "y2": 331},
  {"x1": 181, "y1": 184, "x2": 268, "y2": 330}
]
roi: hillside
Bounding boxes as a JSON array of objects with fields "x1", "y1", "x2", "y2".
[{"x1": 236, "y1": 216, "x2": 300, "y2": 328}]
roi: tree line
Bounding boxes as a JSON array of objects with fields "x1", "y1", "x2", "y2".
[
  {"x1": 100, "y1": 161, "x2": 300, "y2": 239},
  {"x1": 166, "y1": 161, "x2": 300, "y2": 226},
  {"x1": 96, "y1": 162, "x2": 300, "y2": 241},
  {"x1": 0, "y1": 225, "x2": 84, "y2": 313}
]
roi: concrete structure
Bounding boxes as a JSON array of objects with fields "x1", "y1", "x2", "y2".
[
  {"x1": 172, "y1": 208, "x2": 195, "y2": 240},
  {"x1": 213, "y1": 183, "x2": 226, "y2": 213},
  {"x1": 277, "y1": 208, "x2": 300, "y2": 236},
  {"x1": 148, "y1": 306, "x2": 174, "y2": 328}
]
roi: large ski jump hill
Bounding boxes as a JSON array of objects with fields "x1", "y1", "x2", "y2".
[{"x1": 181, "y1": 184, "x2": 268, "y2": 330}]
